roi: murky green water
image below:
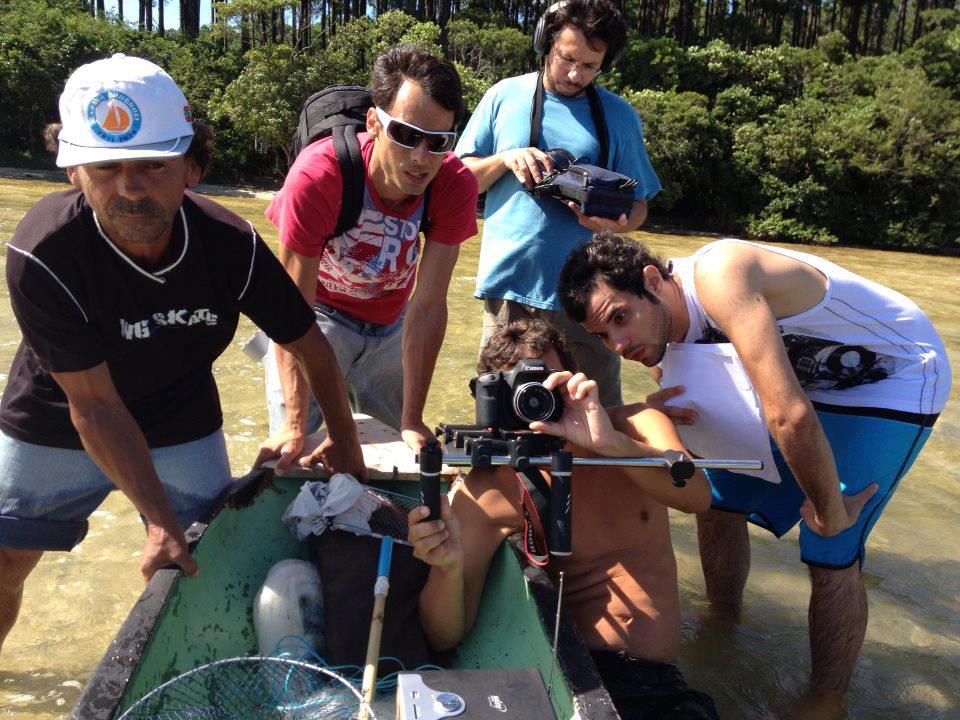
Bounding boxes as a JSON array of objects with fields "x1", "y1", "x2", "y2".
[{"x1": 1, "y1": 178, "x2": 957, "y2": 719}]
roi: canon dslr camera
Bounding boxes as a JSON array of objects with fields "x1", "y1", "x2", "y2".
[{"x1": 472, "y1": 359, "x2": 563, "y2": 432}]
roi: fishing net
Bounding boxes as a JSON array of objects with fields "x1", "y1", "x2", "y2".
[
  {"x1": 330, "y1": 485, "x2": 421, "y2": 546},
  {"x1": 118, "y1": 656, "x2": 376, "y2": 720}
]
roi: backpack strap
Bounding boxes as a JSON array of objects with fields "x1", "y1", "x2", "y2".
[
  {"x1": 529, "y1": 70, "x2": 609, "y2": 169},
  {"x1": 420, "y1": 187, "x2": 431, "y2": 237},
  {"x1": 333, "y1": 124, "x2": 365, "y2": 239}
]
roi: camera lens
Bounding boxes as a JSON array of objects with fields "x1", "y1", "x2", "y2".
[{"x1": 512, "y1": 382, "x2": 558, "y2": 424}]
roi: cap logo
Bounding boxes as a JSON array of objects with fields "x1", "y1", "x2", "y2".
[{"x1": 87, "y1": 90, "x2": 142, "y2": 143}]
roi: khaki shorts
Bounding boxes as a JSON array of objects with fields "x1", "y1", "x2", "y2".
[{"x1": 480, "y1": 298, "x2": 622, "y2": 407}]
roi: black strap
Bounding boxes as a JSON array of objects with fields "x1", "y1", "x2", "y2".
[
  {"x1": 420, "y1": 187, "x2": 431, "y2": 237},
  {"x1": 529, "y1": 71, "x2": 547, "y2": 155},
  {"x1": 529, "y1": 70, "x2": 609, "y2": 169},
  {"x1": 516, "y1": 468, "x2": 551, "y2": 565},
  {"x1": 585, "y1": 84, "x2": 609, "y2": 169},
  {"x1": 333, "y1": 125, "x2": 364, "y2": 239}
]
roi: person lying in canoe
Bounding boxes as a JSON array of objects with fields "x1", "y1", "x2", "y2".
[
  {"x1": 0, "y1": 54, "x2": 364, "y2": 655},
  {"x1": 407, "y1": 318, "x2": 719, "y2": 720}
]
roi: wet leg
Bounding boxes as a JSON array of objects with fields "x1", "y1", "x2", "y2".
[
  {"x1": 808, "y1": 562, "x2": 866, "y2": 696},
  {"x1": 0, "y1": 547, "x2": 43, "y2": 653},
  {"x1": 696, "y1": 509, "x2": 750, "y2": 619}
]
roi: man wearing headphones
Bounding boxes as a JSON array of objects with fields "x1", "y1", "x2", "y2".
[{"x1": 455, "y1": 0, "x2": 661, "y2": 407}]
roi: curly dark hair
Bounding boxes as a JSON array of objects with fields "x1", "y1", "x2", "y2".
[
  {"x1": 43, "y1": 121, "x2": 215, "y2": 180},
  {"x1": 557, "y1": 231, "x2": 671, "y2": 322},
  {"x1": 544, "y1": 0, "x2": 627, "y2": 68},
  {"x1": 478, "y1": 318, "x2": 578, "y2": 374},
  {"x1": 372, "y1": 44, "x2": 465, "y2": 128}
]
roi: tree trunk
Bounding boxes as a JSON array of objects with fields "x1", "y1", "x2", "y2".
[
  {"x1": 158, "y1": 0, "x2": 164, "y2": 36},
  {"x1": 301, "y1": 0, "x2": 312, "y2": 49},
  {"x1": 893, "y1": 0, "x2": 908, "y2": 50},
  {"x1": 180, "y1": 0, "x2": 200, "y2": 38},
  {"x1": 911, "y1": 0, "x2": 926, "y2": 41},
  {"x1": 241, "y1": 13, "x2": 251, "y2": 51},
  {"x1": 138, "y1": 0, "x2": 145, "y2": 30},
  {"x1": 117, "y1": 0, "x2": 123, "y2": 24},
  {"x1": 146, "y1": 0, "x2": 153, "y2": 32}
]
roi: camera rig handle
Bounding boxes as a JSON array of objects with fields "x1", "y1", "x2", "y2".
[
  {"x1": 416, "y1": 439, "x2": 443, "y2": 522},
  {"x1": 661, "y1": 449, "x2": 696, "y2": 488},
  {"x1": 549, "y1": 451, "x2": 573, "y2": 556}
]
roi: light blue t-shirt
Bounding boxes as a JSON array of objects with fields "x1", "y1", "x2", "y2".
[{"x1": 456, "y1": 73, "x2": 661, "y2": 310}]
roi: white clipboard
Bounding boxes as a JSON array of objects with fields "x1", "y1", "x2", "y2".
[{"x1": 660, "y1": 343, "x2": 781, "y2": 484}]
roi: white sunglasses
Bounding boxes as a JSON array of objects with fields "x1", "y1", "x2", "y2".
[{"x1": 375, "y1": 107, "x2": 457, "y2": 154}]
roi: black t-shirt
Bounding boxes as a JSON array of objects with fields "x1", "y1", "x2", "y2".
[{"x1": 1, "y1": 189, "x2": 315, "y2": 449}]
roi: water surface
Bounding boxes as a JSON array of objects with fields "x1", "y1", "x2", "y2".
[{"x1": 0, "y1": 178, "x2": 957, "y2": 719}]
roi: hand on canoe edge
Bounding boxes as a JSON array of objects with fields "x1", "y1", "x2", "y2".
[
  {"x1": 407, "y1": 495, "x2": 462, "y2": 571},
  {"x1": 141, "y1": 521, "x2": 198, "y2": 582},
  {"x1": 254, "y1": 425, "x2": 306, "y2": 475},
  {"x1": 308, "y1": 431, "x2": 368, "y2": 480}
]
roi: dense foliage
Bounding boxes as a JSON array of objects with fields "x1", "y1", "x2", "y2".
[{"x1": 1, "y1": 0, "x2": 957, "y2": 251}]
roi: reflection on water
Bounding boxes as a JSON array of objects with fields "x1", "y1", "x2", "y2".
[{"x1": 1, "y1": 178, "x2": 958, "y2": 719}]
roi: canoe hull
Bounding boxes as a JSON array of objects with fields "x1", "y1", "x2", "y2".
[{"x1": 71, "y1": 467, "x2": 618, "y2": 719}]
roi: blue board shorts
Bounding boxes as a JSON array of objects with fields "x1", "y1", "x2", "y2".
[
  {"x1": 706, "y1": 407, "x2": 935, "y2": 568},
  {"x1": 0, "y1": 428, "x2": 232, "y2": 552}
]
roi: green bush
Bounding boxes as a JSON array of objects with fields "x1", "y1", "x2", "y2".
[{"x1": 1, "y1": 0, "x2": 958, "y2": 251}]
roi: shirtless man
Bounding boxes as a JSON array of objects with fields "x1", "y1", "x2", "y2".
[{"x1": 407, "y1": 319, "x2": 719, "y2": 719}]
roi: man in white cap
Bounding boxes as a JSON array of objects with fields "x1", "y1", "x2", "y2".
[{"x1": 0, "y1": 54, "x2": 364, "y2": 653}]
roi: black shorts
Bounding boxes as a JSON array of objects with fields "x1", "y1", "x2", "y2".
[{"x1": 591, "y1": 651, "x2": 720, "y2": 720}]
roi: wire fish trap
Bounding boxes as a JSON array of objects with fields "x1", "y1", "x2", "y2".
[
  {"x1": 329, "y1": 484, "x2": 421, "y2": 546},
  {"x1": 118, "y1": 656, "x2": 376, "y2": 720}
]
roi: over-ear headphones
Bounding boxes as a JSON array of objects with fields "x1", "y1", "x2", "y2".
[{"x1": 532, "y1": 0, "x2": 621, "y2": 73}]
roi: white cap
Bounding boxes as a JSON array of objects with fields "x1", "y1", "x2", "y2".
[{"x1": 56, "y1": 54, "x2": 194, "y2": 168}]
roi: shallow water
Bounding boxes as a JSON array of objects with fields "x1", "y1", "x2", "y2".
[{"x1": 0, "y1": 178, "x2": 957, "y2": 719}]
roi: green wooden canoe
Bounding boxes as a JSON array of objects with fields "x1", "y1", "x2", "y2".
[{"x1": 69, "y1": 424, "x2": 618, "y2": 720}]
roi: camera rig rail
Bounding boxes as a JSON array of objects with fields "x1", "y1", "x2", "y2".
[
  {"x1": 433, "y1": 423, "x2": 761, "y2": 484},
  {"x1": 417, "y1": 424, "x2": 763, "y2": 562}
]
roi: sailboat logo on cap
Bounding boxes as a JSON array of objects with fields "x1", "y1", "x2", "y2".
[{"x1": 87, "y1": 90, "x2": 142, "y2": 144}]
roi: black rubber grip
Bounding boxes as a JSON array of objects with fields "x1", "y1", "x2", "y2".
[
  {"x1": 418, "y1": 440, "x2": 443, "y2": 521},
  {"x1": 549, "y1": 451, "x2": 573, "y2": 556}
]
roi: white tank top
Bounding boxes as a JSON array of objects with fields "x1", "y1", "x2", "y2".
[{"x1": 668, "y1": 239, "x2": 951, "y2": 420}]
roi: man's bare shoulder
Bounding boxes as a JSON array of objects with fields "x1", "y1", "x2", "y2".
[{"x1": 692, "y1": 240, "x2": 762, "y2": 289}]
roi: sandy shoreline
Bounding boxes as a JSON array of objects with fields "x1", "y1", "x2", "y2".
[{"x1": 0, "y1": 166, "x2": 277, "y2": 200}]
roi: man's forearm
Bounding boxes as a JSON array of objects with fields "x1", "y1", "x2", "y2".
[
  {"x1": 419, "y1": 564, "x2": 466, "y2": 651},
  {"x1": 767, "y1": 406, "x2": 845, "y2": 522},
  {"x1": 401, "y1": 301, "x2": 447, "y2": 430},
  {"x1": 275, "y1": 341, "x2": 311, "y2": 435},
  {"x1": 603, "y1": 430, "x2": 712, "y2": 514},
  {"x1": 624, "y1": 198, "x2": 648, "y2": 232},
  {"x1": 70, "y1": 398, "x2": 178, "y2": 528},
  {"x1": 461, "y1": 154, "x2": 508, "y2": 193}
]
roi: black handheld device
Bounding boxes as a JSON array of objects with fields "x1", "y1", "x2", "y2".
[{"x1": 418, "y1": 439, "x2": 443, "y2": 521}]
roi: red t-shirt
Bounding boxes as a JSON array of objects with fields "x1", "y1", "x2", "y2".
[{"x1": 266, "y1": 133, "x2": 478, "y2": 324}]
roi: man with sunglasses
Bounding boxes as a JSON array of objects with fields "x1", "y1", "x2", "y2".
[
  {"x1": 456, "y1": 0, "x2": 660, "y2": 410},
  {"x1": 264, "y1": 46, "x2": 478, "y2": 462}
]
